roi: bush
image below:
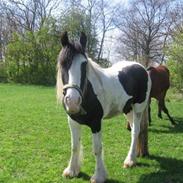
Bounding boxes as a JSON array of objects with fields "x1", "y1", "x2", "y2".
[
  {"x1": 5, "y1": 24, "x2": 60, "y2": 86},
  {"x1": 167, "y1": 32, "x2": 183, "y2": 90},
  {"x1": 0, "y1": 62, "x2": 7, "y2": 82}
]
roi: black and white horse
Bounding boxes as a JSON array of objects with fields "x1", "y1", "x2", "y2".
[{"x1": 57, "y1": 32, "x2": 151, "y2": 183}]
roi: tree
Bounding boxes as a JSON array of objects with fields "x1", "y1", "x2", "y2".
[
  {"x1": 1, "y1": 0, "x2": 60, "y2": 32},
  {"x1": 62, "y1": 0, "x2": 119, "y2": 64},
  {"x1": 5, "y1": 19, "x2": 60, "y2": 85},
  {"x1": 169, "y1": 1, "x2": 183, "y2": 34},
  {"x1": 96, "y1": 0, "x2": 119, "y2": 62},
  {"x1": 60, "y1": 6, "x2": 98, "y2": 59},
  {"x1": 167, "y1": 32, "x2": 183, "y2": 90},
  {"x1": 116, "y1": 0, "x2": 173, "y2": 66}
]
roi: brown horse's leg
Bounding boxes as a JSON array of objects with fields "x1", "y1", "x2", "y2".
[
  {"x1": 158, "y1": 99, "x2": 162, "y2": 119},
  {"x1": 160, "y1": 91, "x2": 176, "y2": 125},
  {"x1": 161, "y1": 101, "x2": 176, "y2": 125}
]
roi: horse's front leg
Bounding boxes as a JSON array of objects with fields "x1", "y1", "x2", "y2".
[
  {"x1": 91, "y1": 131, "x2": 107, "y2": 183},
  {"x1": 63, "y1": 117, "x2": 81, "y2": 178},
  {"x1": 124, "y1": 111, "x2": 142, "y2": 168}
]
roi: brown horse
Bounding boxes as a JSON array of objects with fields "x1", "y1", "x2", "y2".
[{"x1": 147, "y1": 65, "x2": 176, "y2": 125}]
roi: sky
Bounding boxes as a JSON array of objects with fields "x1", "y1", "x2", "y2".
[{"x1": 113, "y1": 0, "x2": 129, "y2": 6}]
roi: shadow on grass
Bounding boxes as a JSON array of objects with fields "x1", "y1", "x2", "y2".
[
  {"x1": 138, "y1": 155, "x2": 183, "y2": 183},
  {"x1": 149, "y1": 117, "x2": 183, "y2": 134},
  {"x1": 77, "y1": 172, "x2": 91, "y2": 181},
  {"x1": 106, "y1": 179, "x2": 125, "y2": 183},
  {"x1": 78, "y1": 172, "x2": 125, "y2": 183}
]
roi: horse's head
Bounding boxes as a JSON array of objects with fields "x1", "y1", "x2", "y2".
[{"x1": 58, "y1": 31, "x2": 87, "y2": 115}]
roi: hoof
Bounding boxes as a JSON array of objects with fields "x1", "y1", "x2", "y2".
[
  {"x1": 62, "y1": 167, "x2": 80, "y2": 178},
  {"x1": 90, "y1": 176, "x2": 106, "y2": 183},
  {"x1": 123, "y1": 159, "x2": 136, "y2": 168}
]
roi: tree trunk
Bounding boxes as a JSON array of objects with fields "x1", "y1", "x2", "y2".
[{"x1": 97, "y1": 30, "x2": 106, "y2": 62}]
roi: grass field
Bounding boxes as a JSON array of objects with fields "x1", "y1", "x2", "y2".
[{"x1": 0, "y1": 83, "x2": 183, "y2": 183}]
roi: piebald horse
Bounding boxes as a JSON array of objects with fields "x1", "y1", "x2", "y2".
[{"x1": 57, "y1": 32, "x2": 151, "y2": 183}]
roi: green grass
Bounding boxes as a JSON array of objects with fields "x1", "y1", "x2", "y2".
[{"x1": 0, "y1": 83, "x2": 183, "y2": 183}]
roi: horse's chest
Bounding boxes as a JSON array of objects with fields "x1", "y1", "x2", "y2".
[{"x1": 69, "y1": 80, "x2": 104, "y2": 133}]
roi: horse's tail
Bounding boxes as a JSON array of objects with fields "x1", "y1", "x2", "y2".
[
  {"x1": 137, "y1": 105, "x2": 149, "y2": 157},
  {"x1": 56, "y1": 61, "x2": 63, "y2": 104}
]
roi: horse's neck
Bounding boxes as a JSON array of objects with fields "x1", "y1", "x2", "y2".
[{"x1": 87, "y1": 59, "x2": 105, "y2": 89}]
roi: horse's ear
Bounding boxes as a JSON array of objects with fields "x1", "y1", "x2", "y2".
[
  {"x1": 61, "y1": 31, "x2": 69, "y2": 47},
  {"x1": 80, "y1": 32, "x2": 87, "y2": 50}
]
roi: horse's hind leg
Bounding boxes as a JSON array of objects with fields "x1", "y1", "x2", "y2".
[
  {"x1": 161, "y1": 99, "x2": 176, "y2": 125},
  {"x1": 158, "y1": 99, "x2": 162, "y2": 119},
  {"x1": 126, "y1": 111, "x2": 133, "y2": 131},
  {"x1": 124, "y1": 109, "x2": 142, "y2": 168},
  {"x1": 63, "y1": 117, "x2": 82, "y2": 178},
  {"x1": 159, "y1": 92, "x2": 176, "y2": 125}
]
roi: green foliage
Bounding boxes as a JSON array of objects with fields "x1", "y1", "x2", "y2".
[
  {"x1": 167, "y1": 33, "x2": 183, "y2": 90},
  {"x1": 0, "y1": 83, "x2": 183, "y2": 182},
  {"x1": 98, "y1": 58, "x2": 112, "y2": 68},
  {"x1": 5, "y1": 21, "x2": 60, "y2": 85},
  {"x1": 60, "y1": 8, "x2": 98, "y2": 59},
  {"x1": 167, "y1": 59, "x2": 179, "y2": 88}
]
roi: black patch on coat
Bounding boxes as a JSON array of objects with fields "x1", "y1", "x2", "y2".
[
  {"x1": 80, "y1": 62, "x2": 87, "y2": 91},
  {"x1": 61, "y1": 67, "x2": 69, "y2": 84},
  {"x1": 118, "y1": 64, "x2": 148, "y2": 114},
  {"x1": 123, "y1": 98, "x2": 133, "y2": 114},
  {"x1": 69, "y1": 80, "x2": 103, "y2": 133}
]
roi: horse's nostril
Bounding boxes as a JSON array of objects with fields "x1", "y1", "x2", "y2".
[{"x1": 65, "y1": 96, "x2": 70, "y2": 103}]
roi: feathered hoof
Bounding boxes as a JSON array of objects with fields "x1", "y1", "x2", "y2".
[
  {"x1": 123, "y1": 159, "x2": 136, "y2": 168},
  {"x1": 90, "y1": 173, "x2": 107, "y2": 183},
  {"x1": 62, "y1": 166, "x2": 80, "y2": 178}
]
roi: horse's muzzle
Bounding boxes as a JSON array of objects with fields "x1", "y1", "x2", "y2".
[
  {"x1": 62, "y1": 85, "x2": 87, "y2": 115},
  {"x1": 63, "y1": 96, "x2": 81, "y2": 114}
]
